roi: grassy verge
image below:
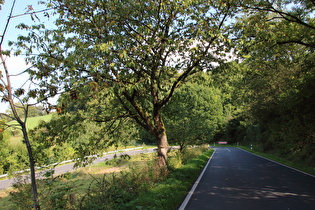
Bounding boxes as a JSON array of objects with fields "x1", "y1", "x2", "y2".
[
  {"x1": 239, "y1": 146, "x2": 315, "y2": 176},
  {"x1": 0, "y1": 147, "x2": 213, "y2": 209},
  {"x1": 127, "y1": 149, "x2": 213, "y2": 209}
]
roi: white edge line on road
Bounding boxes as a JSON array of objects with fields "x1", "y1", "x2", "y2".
[
  {"x1": 238, "y1": 148, "x2": 315, "y2": 178},
  {"x1": 178, "y1": 149, "x2": 217, "y2": 210}
]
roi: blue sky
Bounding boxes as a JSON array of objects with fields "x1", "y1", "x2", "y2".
[{"x1": 0, "y1": 0, "x2": 56, "y2": 113}]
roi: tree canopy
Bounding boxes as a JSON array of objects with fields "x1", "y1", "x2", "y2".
[
  {"x1": 163, "y1": 73, "x2": 225, "y2": 149},
  {"x1": 17, "y1": 0, "x2": 238, "y2": 166}
]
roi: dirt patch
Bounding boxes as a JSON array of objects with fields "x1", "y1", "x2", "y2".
[
  {"x1": 92, "y1": 166, "x2": 127, "y2": 174},
  {"x1": 0, "y1": 190, "x2": 10, "y2": 198}
]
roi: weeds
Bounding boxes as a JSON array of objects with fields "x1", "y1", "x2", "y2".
[{"x1": 3, "y1": 146, "x2": 212, "y2": 209}]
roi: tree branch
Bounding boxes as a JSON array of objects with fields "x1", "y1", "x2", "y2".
[{"x1": 0, "y1": 0, "x2": 17, "y2": 46}]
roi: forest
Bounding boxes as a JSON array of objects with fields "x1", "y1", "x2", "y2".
[{"x1": 0, "y1": 0, "x2": 314, "y2": 209}]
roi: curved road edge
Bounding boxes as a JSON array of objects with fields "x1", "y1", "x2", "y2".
[
  {"x1": 0, "y1": 147, "x2": 161, "y2": 191},
  {"x1": 178, "y1": 147, "x2": 315, "y2": 210},
  {"x1": 238, "y1": 148, "x2": 315, "y2": 178}
]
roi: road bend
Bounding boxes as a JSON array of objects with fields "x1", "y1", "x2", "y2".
[
  {"x1": 181, "y1": 147, "x2": 315, "y2": 210},
  {"x1": 0, "y1": 147, "x2": 157, "y2": 191}
]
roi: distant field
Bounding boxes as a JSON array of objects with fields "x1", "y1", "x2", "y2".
[
  {"x1": 25, "y1": 114, "x2": 53, "y2": 130},
  {"x1": 8, "y1": 114, "x2": 53, "y2": 130},
  {"x1": 7, "y1": 114, "x2": 54, "y2": 145}
]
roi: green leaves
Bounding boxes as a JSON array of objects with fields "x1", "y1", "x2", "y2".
[
  {"x1": 163, "y1": 73, "x2": 225, "y2": 146},
  {"x1": 97, "y1": 42, "x2": 114, "y2": 53},
  {"x1": 11, "y1": 0, "x2": 241, "y2": 167},
  {"x1": 14, "y1": 88, "x2": 25, "y2": 97},
  {"x1": 235, "y1": 0, "x2": 315, "y2": 59}
]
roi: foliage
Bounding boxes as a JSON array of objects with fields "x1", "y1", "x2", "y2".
[
  {"x1": 3, "y1": 104, "x2": 46, "y2": 122},
  {"x1": 221, "y1": 0, "x2": 315, "y2": 166},
  {"x1": 126, "y1": 148, "x2": 212, "y2": 209},
  {"x1": 9, "y1": 178, "x2": 34, "y2": 209},
  {"x1": 79, "y1": 171, "x2": 149, "y2": 210},
  {"x1": 16, "y1": 0, "x2": 239, "y2": 166},
  {"x1": 0, "y1": 1, "x2": 49, "y2": 206},
  {"x1": 0, "y1": 119, "x2": 11, "y2": 174},
  {"x1": 30, "y1": 110, "x2": 139, "y2": 167},
  {"x1": 0, "y1": 115, "x2": 53, "y2": 175},
  {"x1": 163, "y1": 73, "x2": 225, "y2": 148},
  {"x1": 235, "y1": 0, "x2": 315, "y2": 58},
  {"x1": 0, "y1": 122, "x2": 29, "y2": 175}
]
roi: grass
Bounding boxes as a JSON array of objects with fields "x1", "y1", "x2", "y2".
[
  {"x1": 128, "y1": 149, "x2": 213, "y2": 209},
  {"x1": 7, "y1": 114, "x2": 53, "y2": 146},
  {"x1": 7, "y1": 114, "x2": 53, "y2": 131},
  {"x1": 25, "y1": 114, "x2": 53, "y2": 130},
  {"x1": 0, "y1": 147, "x2": 212, "y2": 209}
]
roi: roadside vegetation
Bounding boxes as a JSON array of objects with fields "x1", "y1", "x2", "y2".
[{"x1": 0, "y1": 146, "x2": 212, "y2": 209}]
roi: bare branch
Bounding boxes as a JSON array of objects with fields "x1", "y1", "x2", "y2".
[
  {"x1": 0, "y1": 0, "x2": 17, "y2": 46},
  {"x1": 10, "y1": 8, "x2": 53, "y2": 19}
]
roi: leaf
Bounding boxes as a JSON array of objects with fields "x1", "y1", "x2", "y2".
[
  {"x1": 27, "y1": 5, "x2": 34, "y2": 11},
  {"x1": 28, "y1": 90, "x2": 38, "y2": 98},
  {"x1": 14, "y1": 88, "x2": 25, "y2": 97}
]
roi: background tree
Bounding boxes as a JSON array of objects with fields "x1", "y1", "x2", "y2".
[
  {"x1": 0, "y1": 119, "x2": 11, "y2": 174},
  {"x1": 236, "y1": 0, "x2": 315, "y2": 54},
  {"x1": 227, "y1": 0, "x2": 315, "y2": 164},
  {"x1": 2, "y1": 103, "x2": 46, "y2": 121},
  {"x1": 0, "y1": 1, "x2": 53, "y2": 208},
  {"x1": 163, "y1": 73, "x2": 225, "y2": 149},
  {"x1": 17, "y1": 0, "x2": 239, "y2": 167},
  {"x1": 30, "y1": 97, "x2": 140, "y2": 167}
]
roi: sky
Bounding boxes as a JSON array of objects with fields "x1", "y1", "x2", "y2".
[{"x1": 0, "y1": 0, "x2": 56, "y2": 113}]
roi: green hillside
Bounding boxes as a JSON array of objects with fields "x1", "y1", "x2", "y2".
[
  {"x1": 25, "y1": 114, "x2": 53, "y2": 130},
  {"x1": 7, "y1": 114, "x2": 54, "y2": 145},
  {"x1": 8, "y1": 114, "x2": 53, "y2": 130}
]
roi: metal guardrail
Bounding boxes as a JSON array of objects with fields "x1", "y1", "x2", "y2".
[{"x1": 0, "y1": 147, "x2": 144, "y2": 179}]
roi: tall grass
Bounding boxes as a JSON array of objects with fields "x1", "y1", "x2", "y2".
[{"x1": 1, "y1": 146, "x2": 212, "y2": 209}]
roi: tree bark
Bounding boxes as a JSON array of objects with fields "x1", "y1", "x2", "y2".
[
  {"x1": 21, "y1": 124, "x2": 40, "y2": 210},
  {"x1": 1, "y1": 47, "x2": 40, "y2": 210},
  {"x1": 156, "y1": 130, "x2": 169, "y2": 167},
  {"x1": 153, "y1": 106, "x2": 169, "y2": 168}
]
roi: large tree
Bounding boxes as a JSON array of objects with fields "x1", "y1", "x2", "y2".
[{"x1": 18, "y1": 0, "x2": 238, "y2": 167}]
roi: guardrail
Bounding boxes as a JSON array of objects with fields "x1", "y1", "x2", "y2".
[{"x1": 0, "y1": 147, "x2": 144, "y2": 179}]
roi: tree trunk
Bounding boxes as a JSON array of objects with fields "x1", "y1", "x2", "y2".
[
  {"x1": 156, "y1": 130, "x2": 169, "y2": 167},
  {"x1": 21, "y1": 124, "x2": 40, "y2": 210},
  {"x1": 153, "y1": 104, "x2": 169, "y2": 168}
]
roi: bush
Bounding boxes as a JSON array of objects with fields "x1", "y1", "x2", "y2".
[
  {"x1": 79, "y1": 169, "x2": 153, "y2": 210},
  {"x1": 9, "y1": 178, "x2": 34, "y2": 209}
]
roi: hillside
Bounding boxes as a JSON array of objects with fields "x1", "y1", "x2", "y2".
[
  {"x1": 8, "y1": 114, "x2": 53, "y2": 131},
  {"x1": 7, "y1": 114, "x2": 53, "y2": 146}
]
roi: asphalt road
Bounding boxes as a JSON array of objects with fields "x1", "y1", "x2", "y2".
[
  {"x1": 180, "y1": 147, "x2": 315, "y2": 210},
  {"x1": 0, "y1": 147, "x2": 156, "y2": 191}
]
